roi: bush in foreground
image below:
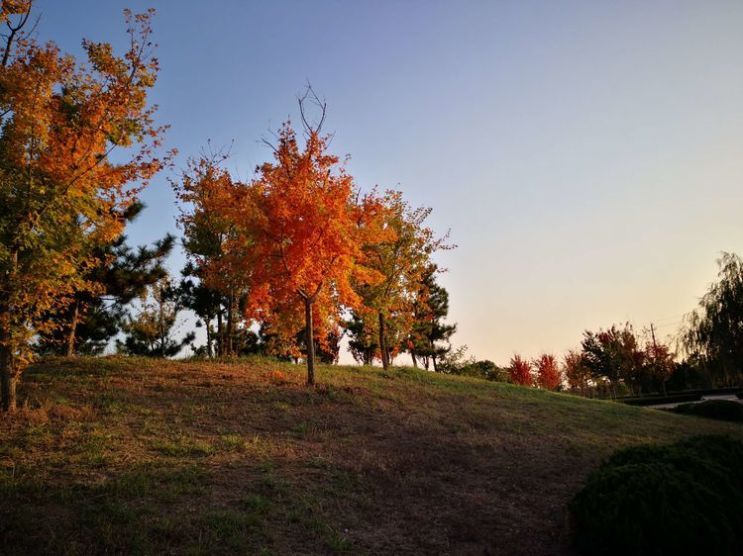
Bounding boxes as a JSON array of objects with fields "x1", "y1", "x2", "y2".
[
  {"x1": 569, "y1": 435, "x2": 743, "y2": 555},
  {"x1": 673, "y1": 400, "x2": 743, "y2": 423}
]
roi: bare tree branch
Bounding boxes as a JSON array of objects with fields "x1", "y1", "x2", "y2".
[{"x1": 298, "y1": 82, "x2": 327, "y2": 135}]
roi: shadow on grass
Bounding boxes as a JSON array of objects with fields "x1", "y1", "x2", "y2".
[{"x1": 0, "y1": 462, "x2": 352, "y2": 555}]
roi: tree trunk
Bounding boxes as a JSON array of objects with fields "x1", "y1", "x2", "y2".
[
  {"x1": 66, "y1": 298, "x2": 80, "y2": 357},
  {"x1": 411, "y1": 351, "x2": 418, "y2": 368},
  {"x1": 216, "y1": 310, "x2": 223, "y2": 357},
  {"x1": 226, "y1": 290, "x2": 234, "y2": 356},
  {"x1": 0, "y1": 342, "x2": 17, "y2": 413},
  {"x1": 304, "y1": 298, "x2": 315, "y2": 385},
  {"x1": 429, "y1": 339, "x2": 439, "y2": 372},
  {"x1": 205, "y1": 313, "x2": 213, "y2": 358},
  {"x1": 158, "y1": 300, "x2": 166, "y2": 358},
  {"x1": 378, "y1": 311, "x2": 389, "y2": 370},
  {"x1": 1, "y1": 249, "x2": 18, "y2": 412},
  {"x1": 0, "y1": 371, "x2": 17, "y2": 413}
]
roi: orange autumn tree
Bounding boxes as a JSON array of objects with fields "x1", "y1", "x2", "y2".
[
  {"x1": 509, "y1": 355, "x2": 533, "y2": 386},
  {"x1": 237, "y1": 91, "x2": 383, "y2": 384},
  {"x1": 0, "y1": 6, "x2": 170, "y2": 411},
  {"x1": 534, "y1": 353, "x2": 561, "y2": 390}
]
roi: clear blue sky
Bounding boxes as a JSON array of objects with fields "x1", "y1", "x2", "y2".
[{"x1": 34, "y1": 0, "x2": 743, "y2": 363}]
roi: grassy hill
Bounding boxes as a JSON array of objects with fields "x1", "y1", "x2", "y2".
[{"x1": 1, "y1": 357, "x2": 741, "y2": 555}]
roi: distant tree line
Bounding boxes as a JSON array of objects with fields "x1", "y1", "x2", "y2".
[{"x1": 438, "y1": 253, "x2": 743, "y2": 397}]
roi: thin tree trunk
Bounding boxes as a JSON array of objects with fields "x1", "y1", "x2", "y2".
[
  {"x1": 0, "y1": 340, "x2": 16, "y2": 413},
  {"x1": 0, "y1": 370, "x2": 17, "y2": 413},
  {"x1": 1, "y1": 250, "x2": 19, "y2": 412},
  {"x1": 226, "y1": 291, "x2": 234, "y2": 356},
  {"x1": 159, "y1": 298, "x2": 166, "y2": 357},
  {"x1": 411, "y1": 351, "x2": 418, "y2": 368},
  {"x1": 304, "y1": 297, "x2": 315, "y2": 386},
  {"x1": 205, "y1": 313, "x2": 213, "y2": 358},
  {"x1": 66, "y1": 298, "x2": 80, "y2": 357},
  {"x1": 216, "y1": 310, "x2": 223, "y2": 357},
  {"x1": 378, "y1": 311, "x2": 389, "y2": 370}
]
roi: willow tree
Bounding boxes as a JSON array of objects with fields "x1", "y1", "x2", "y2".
[
  {"x1": 0, "y1": 6, "x2": 170, "y2": 411},
  {"x1": 684, "y1": 252, "x2": 743, "y2": 385}
]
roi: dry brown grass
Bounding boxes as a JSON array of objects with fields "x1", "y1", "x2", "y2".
[{"x1": 1, "y1": 355, "x2": 740, "y2": 555}]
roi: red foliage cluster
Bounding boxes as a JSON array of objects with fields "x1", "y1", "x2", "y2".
[
  {"x1": 534, "y1": 354, "x2": 561, "y2": 390},
  {"x1": 509, "y1": 355, "x2": 533, "y2": 386}
]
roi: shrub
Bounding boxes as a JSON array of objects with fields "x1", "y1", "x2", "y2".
[
  {"x1": 569, "y1": 435, "x2": 743, "y2": 555},
  {"x1": 673, "y1": 400, "x2": 743, "y2": 422},
  {"x1": 450, "y1": 360, "x2": 510, "y2": 382}
]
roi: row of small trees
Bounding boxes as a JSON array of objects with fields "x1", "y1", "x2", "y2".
[
  {"x1": 508, "y1": 354, "x2": 562, "y2": 390},
  {"x1": 449, "y1": 327, "x2": 685, "y2": 396},
  {"x1": 448, "y1": 253, "x2": 743, "y2": 396}
]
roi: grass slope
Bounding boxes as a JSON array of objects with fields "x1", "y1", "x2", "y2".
[{"x1": 1, "y1": 356, "x2": 741, "y2": 555}]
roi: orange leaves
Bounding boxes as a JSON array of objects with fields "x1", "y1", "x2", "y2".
[
  {"x1": 241, "y1": 123, "x2": 381, "y2": 341},
  {"x1": 172, "y1": 87, "x2": 450, "y2": 380},
  {"x1": 178, "y1": 108, "x2": 394, "y2": 379},
  {"x1": 1, "y1": 9, "x2": 168, "y2": 224}
]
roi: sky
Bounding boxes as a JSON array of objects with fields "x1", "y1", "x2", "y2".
[{"x1": 32, "y1": 0, "x2": 743, "y2": 364}]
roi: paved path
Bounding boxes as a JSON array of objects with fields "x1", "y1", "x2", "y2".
[{"x1": 648, "y1": 394, "x2": 742, "y2": 410}]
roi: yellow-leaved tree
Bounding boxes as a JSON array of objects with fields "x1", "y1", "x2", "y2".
[{"x1": 0, "y1": 5, "x2": 171, "y2": 411}]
